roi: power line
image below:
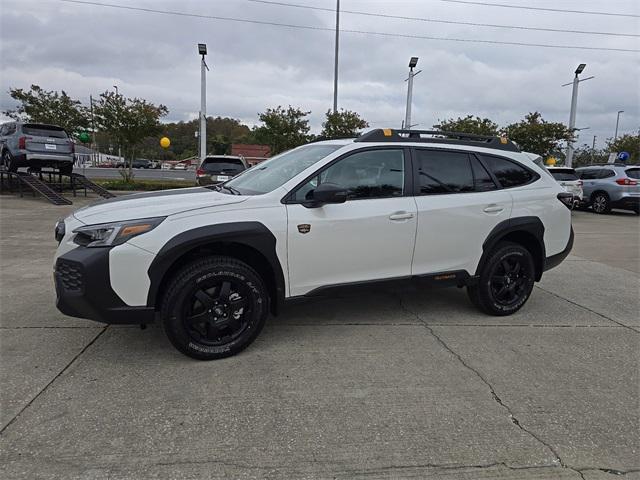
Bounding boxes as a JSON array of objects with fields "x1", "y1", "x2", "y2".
[
  {"x1": 58, "y1": 0, "x2": 640, "y2": 53},
  {"x1": 439, "y1": 0, "x2": 640, "y2": 18},
  {"x1": 247, "y1": 0, "x2": 639, "y2": 38}
]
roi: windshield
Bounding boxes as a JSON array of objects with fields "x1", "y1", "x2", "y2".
[{"x1": 224, "y1": 144, "x2": 343, "y2": 195}]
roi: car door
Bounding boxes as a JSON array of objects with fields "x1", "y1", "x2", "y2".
[
  {"x1": 411, "y1": 149, "x2": 512, "y2": 276},
  {"x1": 285, "y1": 147, "x2": 417, "y2": 296}
]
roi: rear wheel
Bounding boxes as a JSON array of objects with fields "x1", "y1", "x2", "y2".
[
  {"x1": 161, "y1": 256, "x2": 269, "y2": 360},
  {"x1": 468, "y1": 242, "x2": 535, "y2": 316},
  {"x1": 2, "y1": 151, "x2": 17, "y2": 172},
  {"x1": 591, "y1": 192, "x2": 611, "y2": 214}
]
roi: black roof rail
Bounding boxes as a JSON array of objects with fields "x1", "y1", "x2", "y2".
[{"x1": 354, "y1": 128, "x2": 520, "y2": 152}]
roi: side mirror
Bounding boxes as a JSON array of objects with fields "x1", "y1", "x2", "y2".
[{"x1": 304, "y1": 183, "x2": 348, "y2": 208}]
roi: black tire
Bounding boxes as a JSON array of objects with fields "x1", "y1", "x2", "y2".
[
  {"x1": 467, "y1": 242, "x2": 535, "y2": 316},
  {"x1": 59, "y1": 163, "x2": 73, "y2": 175},
  {"x1": 591, "y1": 192, "x2": 611, "y2": 214},
  {"x1": 161, "y1": 255, "x2": 269, "y2": 360},
  {"x1": 2, "y1": 151, "x2": 17, "y2": 172}
]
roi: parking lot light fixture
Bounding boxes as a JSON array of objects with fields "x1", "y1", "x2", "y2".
[
  {"x1": 575, "y1": 63, "x2": 586, "y2": 75},
  {"x1": 198, "y1": 43, "x2": 208, "y2": 162},
  {"x1": 563, "y1": 64, "x2": 594, "y2": 168},
  {"x1": 404, "y1": 57, "x2": 421, "y2": 130}
]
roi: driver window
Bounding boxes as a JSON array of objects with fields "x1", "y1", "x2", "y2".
[{"x1": 293, "y1": 149, "x2": 404, "y2": 202}]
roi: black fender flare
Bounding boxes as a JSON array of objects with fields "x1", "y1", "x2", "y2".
[
  {"x1": 476, "y1": 216, "x2": 546, "y2": 281},
  {"x1": 146, "y1": 222, "x2": 286, "y2": 313}
]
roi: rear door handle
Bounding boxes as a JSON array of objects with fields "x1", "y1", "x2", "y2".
[
  {"x1": 389, "y1": 211, "x2": 415, "y2": 221},
  {"x1": 483, "y1": 205, "x2": 504, "y2": 213}
]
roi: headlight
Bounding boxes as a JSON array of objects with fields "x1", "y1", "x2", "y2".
[{"x1": 73, "y1": 217, "x2": 165, "y2": 248}]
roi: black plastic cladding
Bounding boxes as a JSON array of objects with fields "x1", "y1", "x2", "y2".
[
  {"x1": 356, "y1": 129, "x2": 520, "y2": 152},
  {"x1": 146, "y1": 222, "x2": 286, "y2": 312}
]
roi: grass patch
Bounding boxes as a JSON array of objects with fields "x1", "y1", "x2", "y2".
[{"x1": 93, "y1": 179, "x2": 195, "y2": 191}]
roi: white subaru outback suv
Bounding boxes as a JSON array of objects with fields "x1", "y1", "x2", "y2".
[{"x1": 54, "y1": 129, "x2": 573, "y2": 360}]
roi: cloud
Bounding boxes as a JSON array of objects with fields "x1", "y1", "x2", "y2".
[{"x1": 1, "y1": 0, "x2": 638, "y2": 147}]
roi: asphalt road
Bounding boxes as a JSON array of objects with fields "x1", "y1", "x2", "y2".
[
  {"x1": 74, "y1": 166, "x2": 196, "y2": 181},
  {"x1": 1, "y1": 194, "x2": 638, "y2": 480}
]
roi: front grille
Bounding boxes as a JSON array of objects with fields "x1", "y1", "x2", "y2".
[{"x1": 56, "y1": 260, "x2": 84, "y2": 293}]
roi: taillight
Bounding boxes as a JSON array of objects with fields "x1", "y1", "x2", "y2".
[
  {"x1": 557, "y1": 192, "x2": 574, "y2": 210},
  {"x1": 196, "y1": 168, "x2": 205, "y2": 177},
  {"x1": 616, "y1": 178, "x2": 637, "y2": 186},
  {"x1": 18, "y1": 136, "x2": 26, "y2": 149}
]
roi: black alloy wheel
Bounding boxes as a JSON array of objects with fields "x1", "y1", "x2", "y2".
[
  {"x1": 161, "y1": 256, "x2": 268, "y2": 360},
  {"x1": 468, "y1": 242, "x2": 535, "y2": 316},
  {"x1": 183, "y1": 279, "x2": 251, "y2": 347},
  {"x1": 488, "y1": 255, "x2": 530, "y2": 307}
]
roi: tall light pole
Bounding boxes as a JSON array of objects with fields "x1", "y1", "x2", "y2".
[
  {"x1": 332, "y1": 0, "x2": 340, "y2": 113},
  {"x1": 404, "y1": 57, "x2": 421, "y2": 130},
  {"x1": 591, "y1": 135, "x2": 596, "y2": 164},
  {"x1": 563, "y1": 64, "x2": 593, "y2": 168},
  {"x1": 614, "y1": 110, "x2": 624, "y2": 140},
  {"x1": 198, "y1": 43, "x2": 209, "y2": 162}
]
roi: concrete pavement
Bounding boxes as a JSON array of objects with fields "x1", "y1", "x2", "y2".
[{"x1": 0, "y1": 193, "x2": 638, "y2": 479}]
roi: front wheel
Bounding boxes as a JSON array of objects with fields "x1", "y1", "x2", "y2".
[
  {"x1": 468, "y1": 242, "x2": 535, "y2": 316},
  {"x1": 161, "y1": 256, "x2": 269, "y2": 360}
]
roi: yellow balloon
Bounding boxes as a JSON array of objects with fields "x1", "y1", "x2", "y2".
[
  {"x1": 160, "y1": 137, "x2": 170, "y2": 148},
  {"x1": 545, "y1": 157, "x2": 557, "y2": 166}
]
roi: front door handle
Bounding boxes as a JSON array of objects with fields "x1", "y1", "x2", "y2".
[
  {"x1": 483, "y1": 204, "x2": 504, "y2": 214},
  {"x1": 389, "y1": 211, "x2": 415, "y2": 221}
]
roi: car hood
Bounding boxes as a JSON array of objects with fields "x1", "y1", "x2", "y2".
[{"x1": 73, "y1": 187, "x2": 248, "y2": 224}]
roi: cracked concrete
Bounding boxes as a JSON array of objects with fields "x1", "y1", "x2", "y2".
[{"x1": 1, "y1": 195, "x2": 638, "y2": 479}]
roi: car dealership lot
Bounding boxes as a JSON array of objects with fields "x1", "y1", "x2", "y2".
[{"x1": 0, "y1": 194, "x2": 638, "y2": 479}]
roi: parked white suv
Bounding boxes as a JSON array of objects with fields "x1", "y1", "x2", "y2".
[{"x1": 53, "y1": 129, "x2": 573, "y2": 360}]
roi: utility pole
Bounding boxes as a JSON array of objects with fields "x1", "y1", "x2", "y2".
[
  {"x1": 198, "y1": 44, "x2": 209, "y2": 162},
  {"x1": 332, "y1": 0, "x2": 340, "y2": 113},
  {"x1": 90, "y1": 94, "x2": 97, "y2": 166},
  {"x1": 404, "y1": 57, "x2": 421, "y2": 130},
  {"x1": 591, "y1": 135, "x2": 596, "y2": 164},
  {"x1": 113, "y1": 85, "x2": 121, "y2": 163},
  {"x1": 563, "y1": 64, "x2": 593, "y2": 168},
  {"x1": 614, "y1": 110, "x2": 624, "y2": 140}
]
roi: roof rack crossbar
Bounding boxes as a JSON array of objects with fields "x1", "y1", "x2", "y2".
[{"x1": 354, "y1": 128, "x2": 520, "y2": 152}]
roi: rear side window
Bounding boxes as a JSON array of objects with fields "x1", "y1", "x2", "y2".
[
  {"x1": 22, "y1": 125, "x2": 68, "y2": 138},
  {"x1": 415, "y1": 150, "x2": 474, "y2": 194},
  {"x1": 481, "y1": 155, "x2": 535, "y2": 188},
  {"x1": 577, "y1": 169, "x2": 598, "y2": 179},
  {"x1": 550, "y1": 170, "x2": 578, "y2": 181},
  {"x1": 600, "y1": 169, "x2": 615, "y2": 179},
  {"x1": 626, "y1": 168, "x2": 640, "y2": 179},
  {"x1": 470, "y1": 156, "x2": 497, "y2": 192}
]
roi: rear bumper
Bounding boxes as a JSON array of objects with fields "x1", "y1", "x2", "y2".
[
  {"x1": 54, "y1": 246, "x2": 155, "y2": 325},
  {"x1": 544, "y1": 227, "x2": 574, "y2": 272}
]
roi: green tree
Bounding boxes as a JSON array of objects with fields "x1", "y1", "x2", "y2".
[
  {"x1": 505, "y1": 112, "x2": 575, "y2": 159},
  {"x1": 433, "y1": 115, "x2": 499, "y2": 136},
  {"x1": 607, "y1": 134, "x2": 639, "y2": 163},
  {"x1": 93, "y1": 91, "x2": 168, "y2": 179},
  {"x1": 252, "y1": 106, "x2": 310, "y2": 154},
  {"x1": 4, "y1": 84, "x2": 90, "y2": 137},
  {"x1": 321, "y1": 109, "x2": 369, "y2": 139}
]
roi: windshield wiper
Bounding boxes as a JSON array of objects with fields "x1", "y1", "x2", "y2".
[{"x1": 217, "y1": 184, "x2": 241, "y2": 195}]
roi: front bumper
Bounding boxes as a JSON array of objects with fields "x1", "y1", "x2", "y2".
[{"x1": 54, "y1": 246, "x2": 155, "y2": 325}]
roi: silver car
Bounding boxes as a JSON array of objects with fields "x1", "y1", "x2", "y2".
[
  {"x1": 0, "y1": 122, "x2": 75, "y2": 174},
  {"x1": 575, "y1": 164, "x2": 640, "y2": 214}
]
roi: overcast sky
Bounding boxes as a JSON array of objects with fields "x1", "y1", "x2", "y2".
[{"x1": 1, "y1": 0, "x2": 638, "y2": 149}]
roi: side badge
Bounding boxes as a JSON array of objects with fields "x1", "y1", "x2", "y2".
[{"x1": 297, "y1": 224, "x2": 311, "y2": 234}]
